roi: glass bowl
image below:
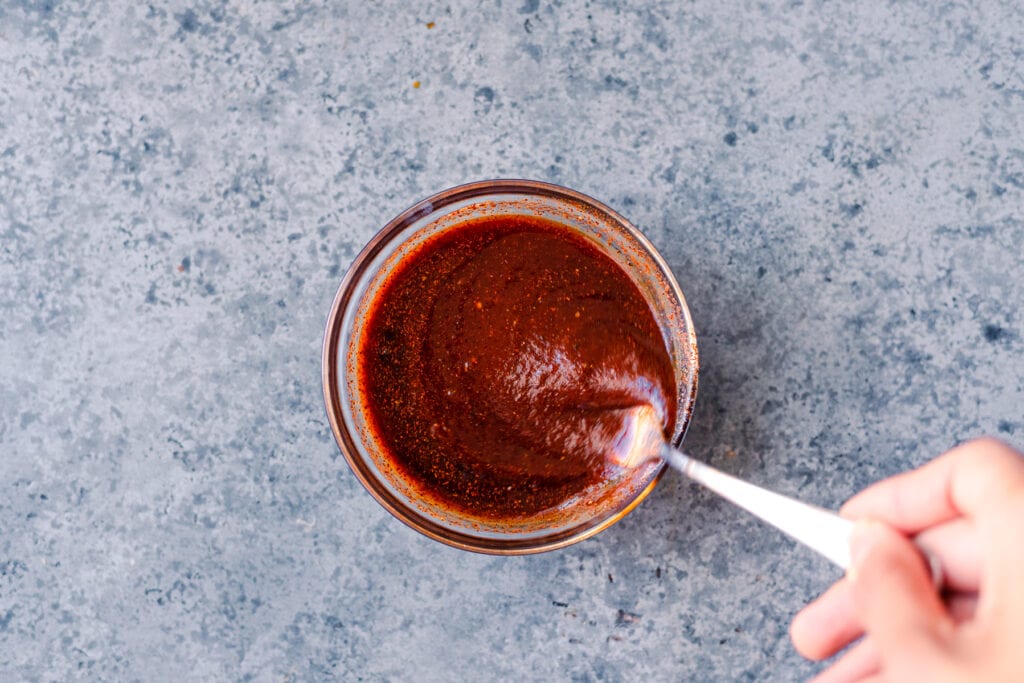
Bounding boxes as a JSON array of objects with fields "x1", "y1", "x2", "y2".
[{"x1": 322, "y1": 179, "x2": 698, "y2": 554}]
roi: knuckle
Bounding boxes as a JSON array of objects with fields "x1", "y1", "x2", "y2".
[
  {"x1": 954, "y1": 437, "x2": 1024, "y2": 500},
  {"x1": 860, "y1": 545, "x2": 905, "y2": 580},
  {"x1": 858, "y1": 531, "x2": 923, "y2": 582},
  {"x1": 964, "y1": 436, "x2": 1021, "y2": 462}
]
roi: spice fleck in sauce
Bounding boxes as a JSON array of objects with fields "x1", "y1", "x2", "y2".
[{"x1": 360, "y1": 214, "x2": 676, "y2": 521}]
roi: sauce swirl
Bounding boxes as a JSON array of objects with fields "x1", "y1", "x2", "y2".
[{"x1": 360, "y1": 214, "x2": 676, "y2": 521}]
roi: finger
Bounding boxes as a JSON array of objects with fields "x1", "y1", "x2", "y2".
[
  {"x1": 841, "y1": 437, "x2": 1024, "y2": 532},
  {"x1": 854, "y1": 676, "x2": 888, "y2": 683},
  {"x1": 849, "y1": 520, "x2": 953, "y2": 679},
  {"x1": 791, "y1": 579, "x2": 863, "y2": 660},
  {"x1": 980, "y1": 493, "x2": 1024, "y2": 623},
  {"x1": 913, "y1": 517, "x2": 982, "y2": 593},
  {"x1": 809, "y1": 638, "x2": 879, "y2": 683},
  {"x1": 792, "y1": 517, "x2": 981, "y2": 663}
]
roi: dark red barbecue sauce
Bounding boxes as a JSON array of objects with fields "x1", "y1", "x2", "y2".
[{"x1": 360, "y1": 214, "x2": 676, "y2": 521}]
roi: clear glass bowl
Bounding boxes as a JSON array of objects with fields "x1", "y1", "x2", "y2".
[{"x1": 322, "y1": 180, "x2": 698, "y2": 554}]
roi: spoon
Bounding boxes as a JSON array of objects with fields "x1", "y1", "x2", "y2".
[{"x1": 613, "y1": 405, "x2": 942, "y2": 579}]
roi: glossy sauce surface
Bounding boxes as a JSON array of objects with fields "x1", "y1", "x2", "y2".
[{"x1": 360, "y1": 214, "x2": 676, "y2": 521}]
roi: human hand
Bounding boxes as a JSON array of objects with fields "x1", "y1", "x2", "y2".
[{"x1": 790, "y1": 437, "x2": 1024, "y2": 682}]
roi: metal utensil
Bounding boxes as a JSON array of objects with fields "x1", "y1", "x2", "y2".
[
  {"x1": 657, "y1": 445, "x2": 855, "y2": 568},
  {"x1": 614, "y1": 406, "x2": 941, "y2": 578}
]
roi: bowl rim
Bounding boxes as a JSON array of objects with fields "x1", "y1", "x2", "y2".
[{"x1": 321, "y1": 179, "x2": 699, "y2": 554}]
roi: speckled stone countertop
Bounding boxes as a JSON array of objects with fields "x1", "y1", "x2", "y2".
[{"x1": 2, "y1": 1, "x2": 1022, "y2": 680}]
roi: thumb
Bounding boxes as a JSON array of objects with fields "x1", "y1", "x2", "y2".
[{"x1": 848, "y1": 520, "x2": 953, "y2": 676}]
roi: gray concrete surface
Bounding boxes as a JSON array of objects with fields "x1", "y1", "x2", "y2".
[{"x1": 2, "y1": 0, "x2": 1022, "y2": 680}]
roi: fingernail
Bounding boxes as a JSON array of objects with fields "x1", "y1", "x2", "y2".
[{"x1": 847, "y1": 519, "x2": 879, "y2": 580}]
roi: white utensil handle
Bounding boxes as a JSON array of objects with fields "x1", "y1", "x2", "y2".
[
  {"x1": 662, "y1": 446, "x2": 944, "y2": 587},
  {"x1": 662, "y1": 446, "x2": 855, "y2": 569}
]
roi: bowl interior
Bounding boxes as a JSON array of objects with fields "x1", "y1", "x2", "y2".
[{"x1": 323, "y1": 181, "x2": 698, "y2": 553}]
